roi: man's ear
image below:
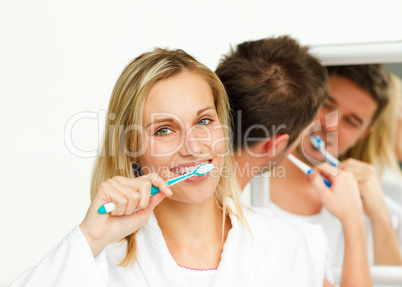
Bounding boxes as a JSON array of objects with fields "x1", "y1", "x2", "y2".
[{"x1": 260, "y1": 134, "x2": 290, "y2": 159}]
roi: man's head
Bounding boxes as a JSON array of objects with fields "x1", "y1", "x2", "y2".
[
  {"x1": 215, "y1": 36, "x2": 328, "y2": 167},
  {"x1": 299, "y1": 64, "x2": 391, "y2": 163}
]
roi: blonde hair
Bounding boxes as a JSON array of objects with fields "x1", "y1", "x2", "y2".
[
  {"x1": 90, "y1": 48, "x2": 246, "y2": 265},
  {"x1": 342, "y1": 73, "x2": 402, "y2": 177}
]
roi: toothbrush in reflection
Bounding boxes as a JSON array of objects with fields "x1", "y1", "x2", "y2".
[
  {"x1": 287, "y1": 154, "x2": 331, "y2": 187},
  {"x1": 310, "y1": 135, "x2": 339, "y2": 166},
  {"x1": 98, "y1": 163, "x2": 215, "y2": 214}
]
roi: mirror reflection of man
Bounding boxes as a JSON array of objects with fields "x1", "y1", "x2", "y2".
[
  {"x1": 271, "y1": 65, "x2": 402, "y2": 266},
  {"x1": 216, "y1": 36, "x2": 372, "y2": 286}
]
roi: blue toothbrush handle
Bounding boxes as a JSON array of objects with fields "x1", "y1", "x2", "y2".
[
  {"x1": 98, "y1": 172, "x2": 198, "y2": 213},
  {"x1": 307, "y1": 169, "x2": 332, "y2": 188},
  {"x1": 323, "y1": 178, "x2": 332, "y2": 188},
  {"x1": 151, "y1": 174, "x2": 192, "y2": 195},
  {"x1": 98, "y1": 185, "x2": 160, "y2": 213},
  {"x1": 150, "y1": 185, "x2": 160, "y2": 196},
  {"x1": 150, "y1": 173, "x2": 194, "y2": 195}
]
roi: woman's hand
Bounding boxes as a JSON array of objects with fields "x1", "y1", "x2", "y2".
[
  {"x1": 79, "y1": 173, "x2": 172, "y2": 256},
  {"x1": 307, "y1": 163, "x2": 364, "y2": 224}
]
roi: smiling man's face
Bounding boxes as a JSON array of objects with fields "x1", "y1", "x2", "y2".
[{"x1": 299, "y1": 74, "x2": 378, "y2": 162}]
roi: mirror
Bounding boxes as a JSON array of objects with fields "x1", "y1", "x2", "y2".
[{"x1": 250, "y1": 41, "x2": 402, "y2": 286}]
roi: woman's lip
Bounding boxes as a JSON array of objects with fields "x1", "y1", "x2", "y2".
[{"x1": 184, "y1": 172, "x2": 209, "y2": 183}]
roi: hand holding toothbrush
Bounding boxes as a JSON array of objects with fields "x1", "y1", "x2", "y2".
[
  {"x1": 308, "y1": 163, "x2": 364, "y2": 224},
  {"x1": 339, "y1": 158, "x2": 388, "y2": 221},
  {"x1": 79, "y1": 173, "x2": 173, "y2": 257},
  {"x1": 79, "y1": 163, "x2": 214, "y2": 256}
]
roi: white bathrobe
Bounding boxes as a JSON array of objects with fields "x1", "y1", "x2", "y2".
[
  {"x1": 269, "y1": 196, "x2": 402, "y2": 266},
  {"x1": 11, "y1": 205, "x2": 320, "y2": 287}
]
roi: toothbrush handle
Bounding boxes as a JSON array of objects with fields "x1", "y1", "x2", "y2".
[
  {"x1": 166, "y1": 172, "x2": 194, "y2": 186},
  {"x1": 323, "y1": 178, "x2": 332, "y2": 188},
  {"x1": 99, "y1": 186, "x2": 160, "y2": 213},
  {"x1": 150, "y1": 186, "x2": 160, "y2": 196},
  {"x1": 319, "y1": 147, "x2": 340, "y2": 167},
  {"x1": 98, "y1": 173, "x2": 195, "y2": 213},
  {"x1": 326, "y1": 153, "x2": 340, "y2": 167},
  {"x1": 151, "y1": 173, "x2": 193, "y2": 195},
  {"x1": 307, "y1": 169, "x2": 332, "y2": 188}
]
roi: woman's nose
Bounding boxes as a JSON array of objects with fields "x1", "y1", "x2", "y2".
[{"x1": 178, "y1": 127, "x2": 209, "y2": 157}]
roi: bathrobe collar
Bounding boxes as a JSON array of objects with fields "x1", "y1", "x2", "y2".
[{"x1": 135, "y1": 199, "x2": 258, "y2": 286}]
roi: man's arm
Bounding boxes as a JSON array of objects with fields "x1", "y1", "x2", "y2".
[
  {"x1": 341, "y1": 158, "x2": 402, "y2": 265},
  {"x1": 309, "y1": 164, "x2": 372, "y2": 286}
]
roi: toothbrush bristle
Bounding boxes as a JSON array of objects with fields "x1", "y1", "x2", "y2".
[
  {"x1": 195, "y1": 163, "x2": 214, "y2": 175},
  {"x1": 311, "y1": 135, "x2": 325, "y2": 150}
]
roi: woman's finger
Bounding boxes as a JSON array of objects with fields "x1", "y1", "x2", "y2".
[
  {"x1": 145, "y1": 174, "x2": 173, "y2": 197},
  {"x1": 109, "y1": 178, "x2": 141, "y2": 215},
  {"x1": 116, "y1": 174, "x2": 173, "y2": 197},
  {"x1": 143, "y1": 192, "x2": 167, "y2": 214},
  {"x1": 95, "y1": 181, "x2": 128, "y2": 216},
  {"x1": 135, "y1": 180, "x2": 152, "y2": 210}
]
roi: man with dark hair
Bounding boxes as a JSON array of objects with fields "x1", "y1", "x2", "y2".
[
  {"x1": 217, "y1": 36, "x2": 327, "y2": 150},
  {"x1": 270, "y1": 64, "x2": 402, "y2": 267},
  {"x1": 216, "y1": 36, "x2": 328, "y2": 188},
  {"x1": 216, "y1": 36, "x2": 372, "y2": 286}
]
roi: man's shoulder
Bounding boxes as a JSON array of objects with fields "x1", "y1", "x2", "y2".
[{"x1": 243, "y1": 206, "x2": 307, "y2": 243}]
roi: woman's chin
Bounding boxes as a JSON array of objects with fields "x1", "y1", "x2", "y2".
[{"x1": 168, "y1": 181, "x2": 218, "y2": 204}]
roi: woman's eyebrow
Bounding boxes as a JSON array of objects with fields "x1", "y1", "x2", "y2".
[
  {"x1": 197, "y1": 106, "x2": 215, "y2": 116},
  {"x1": 145, "y1": 118, "x2": 175, "y2": 128}
]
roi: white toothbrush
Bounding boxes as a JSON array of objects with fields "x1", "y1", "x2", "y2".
[
  {"x1": 310, "y1": 135, "x2": 339, "y2": 166},
  {"x1": 98, "y1": 163, "x2": 215, "y2": 214},
  {"x1": 287, "y1": 154, "x2": 331, "y2": 187}
]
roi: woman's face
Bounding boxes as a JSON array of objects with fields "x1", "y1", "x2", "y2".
[{"x1": 138, "y1": 71, "x2": 226, "y2": 204}]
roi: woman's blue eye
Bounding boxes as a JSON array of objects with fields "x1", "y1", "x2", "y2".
[
  {"x1": 156, "y1": 127, "x2": 172, "y2": 136},
  {"x1": 198, "y1": 118, "x2": 212, "y2": 126}
]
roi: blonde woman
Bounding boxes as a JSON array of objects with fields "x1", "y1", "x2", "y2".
[
  {"x1": 11, "y1": 49, "x2": 319, "y2": 286},
  {"x1": 380, "y1": 73, "x2": 402, "y2": 205},
  {"x1": 343, "y1": 73, "x2": 402, "y2": 179}
]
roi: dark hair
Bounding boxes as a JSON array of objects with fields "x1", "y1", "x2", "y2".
[
  {"x1": 326, "y1": 65, "x2": 390, "y2": 124},
  {"x1": 215, "y1": 36, "x2": 328, "y2": 150}
]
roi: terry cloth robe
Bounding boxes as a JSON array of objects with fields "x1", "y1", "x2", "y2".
[
  {"x1": 269, "y1": 196, "x2": 402, "y2": 266},
  {"x1": 11, "y1": 203, "x2": 320, "y2": 287}
]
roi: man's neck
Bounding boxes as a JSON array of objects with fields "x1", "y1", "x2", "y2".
[
  {"x1": 270, "y1": 154, "x2": 323, "y2": 216},
  {"x1": 234, "y1": 151, "x2": 257, "y2": 190}
]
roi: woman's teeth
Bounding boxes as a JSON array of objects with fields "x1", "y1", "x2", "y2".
[{"x1": 174, "y1": 161, "x2": 210, "y2": 175}]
